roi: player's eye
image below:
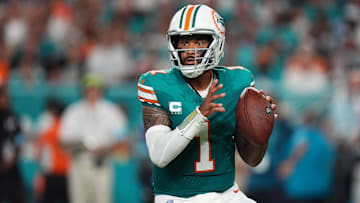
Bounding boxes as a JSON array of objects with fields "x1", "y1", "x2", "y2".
[
  {"x1": 182, "y1": 41, "x2": 188, "y2": 47},
  {"x1": 197, "y1": 41, "x2": 203, "y2": 46}
]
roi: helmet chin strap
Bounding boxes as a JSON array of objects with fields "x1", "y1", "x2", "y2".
[{"x1": 180, "y1": 66, "x2": 207, "y2": 78}]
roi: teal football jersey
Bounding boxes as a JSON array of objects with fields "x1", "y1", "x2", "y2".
[{"x1": 138, "y1": 66, "x2": 255, "y2": 197}]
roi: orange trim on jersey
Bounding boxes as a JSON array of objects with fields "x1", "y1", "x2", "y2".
[
  {"x1": 138, "y1": 96, "x2": 159, "y2": 104},
  {"x1": 211, "y1": 10, "x2": 225, "y2": 35},
  {"x1": 138, "y1": 86, "x2": 155, "y2": 94},
  {"x1": 184, "y1": 6, "x2": 196, "y2": 31}
]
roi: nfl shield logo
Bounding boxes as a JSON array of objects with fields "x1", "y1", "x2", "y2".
[{"x1": 166, "y1": 200, "x2": 174, "y2": 203}]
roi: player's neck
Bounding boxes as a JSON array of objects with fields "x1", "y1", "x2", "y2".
[{"x1": 185, "y1": 70, "x2": 214, "y2": 91}]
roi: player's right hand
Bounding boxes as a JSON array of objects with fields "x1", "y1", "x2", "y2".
[{"x1": 199, "y1": 79, "x2": 226, "y2": 117}]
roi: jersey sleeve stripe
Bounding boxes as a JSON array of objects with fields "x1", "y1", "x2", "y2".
[
  {"x1": 138, "y1": 90, "x2": 158, "y2": 101},
  {"x1": 138, "y1": 83, "x2": 154, "y2": 91},
  {"x1": 137, "y1": 82, "x2": 161, "y2": 106},
  {"x1": 138, "y1": 86, "x2": 155, "y2": 94},
  {"x1": 138, "y1": 96, "x2": 160, "y2": 106}
]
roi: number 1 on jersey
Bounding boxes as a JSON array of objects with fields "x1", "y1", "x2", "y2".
[{"x1": 195, "y1": 121, "x2": 215, "y2": 173}]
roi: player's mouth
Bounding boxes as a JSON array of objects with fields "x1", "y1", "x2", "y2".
[
  {"x1": 184, "y1": 56, "x2": 195, "y2": 65},
  {"x1": 184, "y1": 56, "x2": 202, "y2": 65}
]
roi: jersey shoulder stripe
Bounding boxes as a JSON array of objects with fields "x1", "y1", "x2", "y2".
[{"x1": 137, "y1": 80, "x2": 161, "y2": 106}]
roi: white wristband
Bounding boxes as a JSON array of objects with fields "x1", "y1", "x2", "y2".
[{"x1": 176, "y1": 106, "x2": 208, "y2": 140}]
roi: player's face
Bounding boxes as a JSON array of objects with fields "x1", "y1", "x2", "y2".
[{"x1": 177, "y1": 36, "x2": 210, "y2": 65}]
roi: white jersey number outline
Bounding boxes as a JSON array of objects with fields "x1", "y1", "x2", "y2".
[{"x1": 194, "y1": 121, "x2": 215, "y2": 173}]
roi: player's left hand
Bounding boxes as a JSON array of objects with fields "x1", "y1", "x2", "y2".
[{"x1": 259, "y1": 89, "x2": 278, "y2": 119}]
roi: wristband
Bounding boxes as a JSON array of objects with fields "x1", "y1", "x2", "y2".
[{"x1": 176, "y1": 106, "x2": 208, "y2": 140}]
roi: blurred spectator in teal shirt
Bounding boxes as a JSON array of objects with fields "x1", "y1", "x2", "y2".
[
  {"x1": 278, "y1": 112, "x2": 336, "y2": 203},
  {"x1": 247, "y1": 112, "x2": 294, "y2": 203}
]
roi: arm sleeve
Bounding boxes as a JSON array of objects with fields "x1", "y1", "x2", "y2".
[
  {"x1": 145, "y1": 107, "x2": 208, "y2": 168},
  {"x1": 145, "y1": 125, "x2": 191, "y2": 168}
]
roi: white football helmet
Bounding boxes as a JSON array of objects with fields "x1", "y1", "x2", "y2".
[{"x1": 166, "y1": 4, "x2": 226, "y2": 78}]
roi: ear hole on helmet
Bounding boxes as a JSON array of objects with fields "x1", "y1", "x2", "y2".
[{"x1": 219, "y1": 40, "x2": 224, "y2": 52}]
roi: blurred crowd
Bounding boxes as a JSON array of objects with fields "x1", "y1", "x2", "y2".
[{"x1": 0, "y1": 0, "x2": 359, "y2": 203}]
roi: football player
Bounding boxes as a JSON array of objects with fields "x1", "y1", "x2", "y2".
[{"x1": 138, "y1": 4, "x2": 278, "y2": 203}]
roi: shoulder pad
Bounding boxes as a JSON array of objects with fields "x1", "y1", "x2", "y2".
[{"x1": 224, "y1": 66, "x2": 255, "y2": 87}]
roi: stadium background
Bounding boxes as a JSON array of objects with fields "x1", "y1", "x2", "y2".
[{"x1": 0, "y1": 0, "x2": 359, "y2": 202}]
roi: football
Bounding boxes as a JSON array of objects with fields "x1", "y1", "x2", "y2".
[{"x1": 235, "y1": 87, "x2": 275, "y2": 146}]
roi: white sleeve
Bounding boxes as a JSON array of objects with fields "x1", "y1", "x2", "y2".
[
  {"x1": 145, "y1": 107, "x2": 208, "y2": 168},
  {"x1": 145, "y1": 125, "x2": 191, "y2": 168}
]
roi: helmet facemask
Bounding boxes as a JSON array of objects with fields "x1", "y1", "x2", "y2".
[
  {"x1": 166, "y1": 5, "x2": 226, "y2": 78},
  {"x1": 167, "y1": 32, "x2": 222, "y2": 78}
]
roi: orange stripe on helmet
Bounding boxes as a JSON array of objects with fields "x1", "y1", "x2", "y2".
[{"x1": 184, "y1": 6, "x2": 196, "y2": 31}]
